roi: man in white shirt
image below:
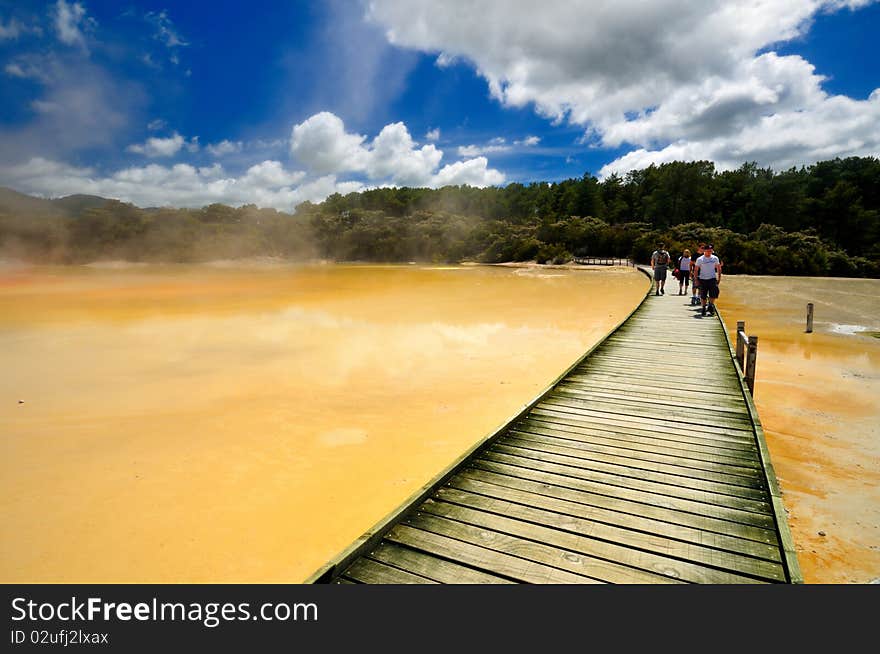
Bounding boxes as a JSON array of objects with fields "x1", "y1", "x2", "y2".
[{"x1": 693, "y1": 243, "x2": 722, "y2": 317}]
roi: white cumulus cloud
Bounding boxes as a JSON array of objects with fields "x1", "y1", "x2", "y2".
[
  {"x1": 127, "y1": 133, "x2": 186, "y2": 157},
  {"x1": 367, "y1": 0, "x2": 880, "y2": 176},
  {"x1": 290, "y1": 111, "x2": 369, "y2": 175},
  {"x1": 206, "y1": 139, "x2": 244, "y2": 157},
  {"x1": 291, "y1": 111, "x2": 504, "y2": 187},
  {"x1": 127, "y1": 133, "x2": 199, "y2": 158},
  {"x1": 434, "y1": 157, "x2": 505, "y2": 187},
  {"x1": 241, "y1": 160, "x2": 306, "y2": 188},
  {"x1": 458, "y1": 135, "x2": 540, "y2": 156},
  {"x1": 1, "y1": 113, "x2": 506, "y2": 211},
  {"x1": 0, "y1": 157, "x2": 349, "y2": 210},
  {"x1": 367, "y1": 121, "x2": 442, "y2": 185}
]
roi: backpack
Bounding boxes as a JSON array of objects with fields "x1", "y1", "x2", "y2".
[{"x1": 655, "y1": 250, "x2": 669, "y2": 265}]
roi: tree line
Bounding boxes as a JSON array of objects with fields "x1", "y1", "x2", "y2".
[{"x1": 1, "y1": 156, "x2": 878, "y2": 277}]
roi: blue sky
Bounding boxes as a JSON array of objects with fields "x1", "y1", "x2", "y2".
[{"x1": 0, "y1": 0, "x2": 878, "y2": 210}]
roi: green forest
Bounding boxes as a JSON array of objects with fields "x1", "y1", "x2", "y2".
[{"x1": 2, "y1": 156, "x2": 878, "y2": 277}]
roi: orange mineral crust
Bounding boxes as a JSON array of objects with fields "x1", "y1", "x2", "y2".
[
  {"x1": 721, "y1": 275, "x2": 880, "y2": 584},
  {"x1": 1, "y1": 262, "x2": 646, "y2": 583}
]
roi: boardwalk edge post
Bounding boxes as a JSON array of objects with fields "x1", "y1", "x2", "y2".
[
  {"x1": 736, "y1": 320, "x2": 745, "y2": 368},
  {"x1": 745, "y1": 334, "x2": 758, "y2": 394}
]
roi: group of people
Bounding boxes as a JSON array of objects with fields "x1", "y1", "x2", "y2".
[{"x1": 650, "y1": 242, "x2": 722, "y2": 317}]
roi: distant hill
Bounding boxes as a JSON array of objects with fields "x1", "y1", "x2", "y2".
[
  {"x1": 52, "y1": 194, "x2": 112, "y2": 215},
  {"x1": 0, "y1": 187, "x2": 113, "y2": 218},
  {"x1": 0, "y1": 187, "x2": 64, "y2": 218}
]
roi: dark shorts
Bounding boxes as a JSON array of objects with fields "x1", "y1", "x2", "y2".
[
  {"x1": 653, "y1": 265, "x2": 667, "y2": 281},
  {"x1": 699, "y1": 278, "x2": 719, "y2": 299},
  {"x1": 679, "y1": 269, "x2": 690, "y2": 284}
]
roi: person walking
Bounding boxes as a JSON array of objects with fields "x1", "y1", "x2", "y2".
[
  {"x1": 694, "y1": 243, "x2": 722, "y2": 316},
  {"x1": 650, "y1": 243, "x2": 672, "y2": 296},
  {"x1": 690, "y1": 243, "x2": 705, "y2": 306},
  {"x1": 677, "y1": 249, "x2": 692, "y2": 295}
]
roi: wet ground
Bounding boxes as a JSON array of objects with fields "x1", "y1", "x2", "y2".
[{"x1": 719, "y1": 275, "x2": 880, "y2": 583}]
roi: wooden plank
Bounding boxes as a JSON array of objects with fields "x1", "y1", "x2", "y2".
[
  {"x1": 590, "y1": 338, "x2": 730, "y2": 351},
  {"x1": 493, "y1": 441, "x2": 769, "y2": 502},
  {"x1": 543, "y1": 395, "x2": 753, "y2": 433},
  {"x1": 536, "y1": 398, "x2": 757, "y2": 441},
  {"x1": 565, "y1": 372, "x2": 745, "y2": 399},
  {"x1": 527, "y1": 408, "x2": 759, "y2": 456},
  {"x1": 471, "y1": 459, "x2": 777, "y2": 530},
  {"x1": 599, "y1": 346, "x2": 723, "y2": 361},
  {"x1": 506, "y1": 429, "x2": 762, "y2": 483},
  {"x1": 560, "y1": 376, "x2": 746, "y2": 401},
  {"x1": 575, "y1": 343, "x2": 730, "y2": 357},
  {"x1": 564, "y1": 379, "x2": 742, "y2": 402},
  {"x1": 606, "y1": 335, "x2": 722, "y2": 348},
  {"x1": 456, "y1": 467, "x2": 779, "y2": 544},
  {"x1": 547, "y1": 389, "x2": 754, "y2": 428},
  {"x1": 367, "y1": 541, "x2": 515, "y2": 584},
  {"x1": 386, "y1": 522, "x2": 605, "y2": 584},
  {"x1": 482, "y1": 449, "x2": 772, "y2": 515},
  {"x1": 437, "y1": 483, "x2": 784, "y2": 572},
  {"x1": 342, "y1": 557, "x2": 438, "y2": 584},
  {"x1": 445, "y1": 476, "x2": 781, "y2": 562},
  {"x1": 622, "y1": 320, "x2": 721, "y2": 329},
  {"x1": 541, "y1": 394, "x2": 753, "y2": 432},
  {"x1": 517, "y1": 418, "x2": 762, "y2": 471},
  {"x1": 570, "y1": 361, "x2": 736, "y2": 386},
  {"x1": 556, "y1": 384, "x2": 750, "y2": 415},
  {"x1": 615, "y1": 339, "x2": 721, "y2": 349},
  {"x1": 538, "y1": 395, "x2": 755, "y2": 436},
  {"x1": 582, "y1": 346, "x2": 732, "y2": 363},
  {"x1": 403, "y1": 509, "x2": 681, "y2": 584},
  {"x1": 558, "y1": 380, "x2": 747, "y2": 406},
  {"x1": 418, "y1": 498, "x2": 774, "y2": 583},
  {"x1": 580, "y1": 359, "x2": 740, "y2": 383}
]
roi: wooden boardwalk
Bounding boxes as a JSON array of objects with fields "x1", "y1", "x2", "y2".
[{"x1": 307, "y1": 270, "x2": 801, "y2": 584}]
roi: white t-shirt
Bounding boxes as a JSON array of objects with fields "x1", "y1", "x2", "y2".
[
  {"x1": 694, "y1": 254, "x2": 720, "y2": 280},
  {"x1": 678, "y1": 256, "x2": 691, "y2": 271}
]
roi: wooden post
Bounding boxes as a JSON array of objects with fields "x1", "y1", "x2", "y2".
[
  {"x1": 736, "y1": 321, "x2": 745, "y2": 369},
  {"x1": 806, "y1": 303, "x2": 814, "y2": 333},
  {"x1": 745, "y1": 335, "x2": 758, "y2": 394}
]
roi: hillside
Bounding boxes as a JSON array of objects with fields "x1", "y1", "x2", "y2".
[
  {"x1": 1, "y1": 156, "x2": 878, "y2": 277},
  {"x1": 0, "y1": 187, "x2": 112, "y2": 218}
]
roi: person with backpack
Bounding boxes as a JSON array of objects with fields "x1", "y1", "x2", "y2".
[
  {"x1": 676, "y1": 249, "x2": 692, "y2": 295},
  {"x1": 650, "y1": 243, "x2": 672, "y2": 296},
  {"x1": 693, "y1": 243, "x2": 723, "y2": 317}
]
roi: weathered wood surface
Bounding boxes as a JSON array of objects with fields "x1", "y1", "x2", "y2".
[{"x1": 309, "y1": 271, "x2": 801, "y2": 584}]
